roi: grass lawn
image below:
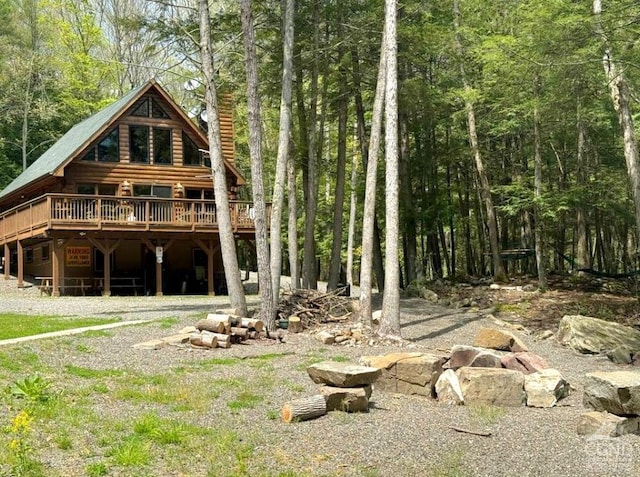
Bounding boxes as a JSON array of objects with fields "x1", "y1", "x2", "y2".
[{"x1": 0, "y1": 313, "x2": 121, "y2": 340}]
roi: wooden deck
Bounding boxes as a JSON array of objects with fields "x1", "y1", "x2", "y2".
[{"x1": 0, "y1": 194, "x2": 264, "y2": 244}]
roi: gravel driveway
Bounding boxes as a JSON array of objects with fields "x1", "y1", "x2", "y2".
[{"x1": 0, "y1": 276, "x2": 639, "y2": 476}]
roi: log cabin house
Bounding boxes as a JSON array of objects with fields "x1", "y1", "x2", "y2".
[{"x1": 0, "y1": 80, "x2": 259, "y2": 297}]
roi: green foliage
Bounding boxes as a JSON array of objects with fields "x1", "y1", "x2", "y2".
[
  {"x1": 9, "y1": 375, "x2": 54, "y2": 404},
  {"x1": 0, "y1": 313, "x2": 120, "y2": 340}
]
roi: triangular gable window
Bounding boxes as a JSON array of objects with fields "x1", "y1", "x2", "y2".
[
  {"x1": 132, "y1": 99, "x2": 149, "y2": 117},
  {"x1": 152, "y1": 99, "x2": 170, "y2": 118}
]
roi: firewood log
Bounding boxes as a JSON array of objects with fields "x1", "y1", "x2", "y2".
[
  {"x1": 189, "y1": 331, "x2": 218, "y2": 348},
  {"x1": 281, "y1": 395, "x2": 327, "y2": 423},
  {"x1": 230, "y1": 327, "x2": 249, "y2": 340},
  {"x1": 209, "y1": 332, "x2": 231, "y2": 349},
  {"x1": 240, "y1": 318, "x2": 264, "y2": 332}
]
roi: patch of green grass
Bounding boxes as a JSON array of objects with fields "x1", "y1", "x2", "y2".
[
  {"x1": 468, "y1": 404, "x2": 505, "y2": 425},
  {"x1": 107, "y1": 436, "x2": 151, "y2": 467},
  {"x1": 295, "y1": 352, "x2": 352, "y2": 371},
  {"x1": 246, "y1": 352, "x2": 295, "y2": 362},
  {"x1": 156, "y1": 317, "x2": 180, "y2": 329},
  {"x1": 494, "y1": 302, "x2": 529, "y2": 314},
  {"x1": 54, "y1": 430, "x2": 73, "y2": 450},
  {"x1": 266, "y1": 409, "x2": 279, "y2": 420},
  {"x1": 227, "y1": 391, "x2": 263, "y2": 411},
  {"x1": 74, "y1": 343, "x2": 92, "y2": 353},
  {"x1": 285, "y1": 381, "x2": 306, "y2": 393},
  {"x1": 0, "y1": 313, "x2": 121, "y2": 340},
  {"x1": 85, "y1": 462, "x2": 109, "y2": 477},
  {"x1": 133, "y1": 413, "x2": 186, "y2": 445},
  {"x1": 82, "y1": 330, "x2": 114, "y2": 338},
  {"x1": 65, "y1": 365, "x2": 125, "y2": 379}
]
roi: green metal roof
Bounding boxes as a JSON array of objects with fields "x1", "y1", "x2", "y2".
[{"x1": 0, "y1": 83, "x2": 148, "y2": 201}]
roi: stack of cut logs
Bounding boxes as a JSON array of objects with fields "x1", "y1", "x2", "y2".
[
  {"x1": 189, "y1": 312, "x2": 264, "y2": 349},
  {"x1": 281, "y1": 361, "x2": 381, "y2": 423}
]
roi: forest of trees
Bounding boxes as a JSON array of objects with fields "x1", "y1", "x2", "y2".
[{"x1": 3, "y1": 0, "x2": 640, "y2": 301}]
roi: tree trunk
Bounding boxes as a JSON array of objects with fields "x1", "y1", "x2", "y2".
[
  {"x1": 198, "y1": 0, "x2": 247, "y2": 317},
  {"x1": 327, "y1": 16, "x2": 348, "y2": 290},
  {"x1": 379, "y1": 0, "x2": 401, "y2": 338},
  {"x1": 240, "y1": 0, "x2": 275, "y2": 329},
  {"x1": 301, "y1": 2, "x2": 320, "y2": 290},
  {"x1": 287, "y1": 148, "x2": 300, "y2": 289},
  {"x1": 269, "y1": 0, "x2": 295, "y2": 302},
  {"x1": 533, "y1": 98, "x2": 547, "y2": 289},
  {"x1": 399, "y1": 111, "x2": 417, "y2": 286},
  {"x1": 358, "y1": 32, "x2": 386, "y2": 325},
  {"x1": 594, "y1": 0, "x2": 640, "y2": 243},
  {"x1": 346, "y1": 129, "x2": 358, "y2": 287},
  {"x1": 454, "y1": 0, "x2": 506, "y2": 282},
  {"x1": 351, "y1": 46, "x2": 385, "y2": 292},
  {"x1": 576, "y1": 98, "x2": 590, "y2": 271}
]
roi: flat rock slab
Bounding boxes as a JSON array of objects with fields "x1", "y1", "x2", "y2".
[
  {"x1": 473, "y1": 327, "x2": 528, "y2": 352},
  {"x1": 557, "y1": 315, "x2": 640, "y2": 355},
  {"x1": 456, "y1": 367, "x2": 526, "y2": 407},
  {"x1": 501, "y1": 352, "x2": 549, "y2": 375},
  {"x1": 449, "y1": 345, "x2": 503, "y2": 370},
  {"x1": 319, "y1": 385, "x2": 371, "y2": 412},
  {"x1": 584, "y1": 371, "x2": 640, "y2": 416},
  {"x1": 307, "y1": 361, "x2": 381, "y2": 387},
  {"x1": 361, "y1": 352, "x2": 445, "y2": 397},
  {"x1": 577, "y1": 411, "x2": 640, "y2": 437},
  {"x1": 524, "y1": 369, "x2": 570, "y2": 408}
]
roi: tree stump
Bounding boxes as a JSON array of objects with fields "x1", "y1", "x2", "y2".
[
  {"x1": 287, "y1": 316, "x2": 303, "y2": 333},
  {"x1": 281, "y1": 395, "x2": 327, "y2": 423}
]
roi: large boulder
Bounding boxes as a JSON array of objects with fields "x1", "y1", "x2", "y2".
[
  {"x1": 501, "y1": 352, "x2": 549, "y2": 375},
  {"x1": 449, "y1": 345, "x2": 503, "y2": 370},
  {"x1": 556, "y1": 315, "x2": 640, "y2": 355},
  {"x1": 577, "y1": 411, "x2": 640, "y2": 437},
  {"x1": 307, "y1": 361, "x2": 381, "y2": 388},
  {"x1": 361, "y1": 352, "x2": 446, "y2": 397},
  {"x1": 524, "y1": 369, "x2": 570, "y2": 408},
  {"x1": 435, "y1": 369, "x2": 464, "y2": 405},
  {"x1": 456, "y1": 367, "x2": 526, "y2": 407},
  {"x1": 583, "y1": 371, "x2": 640, "y2": 415},
  {"x1": 473, "y1": 327, "x2": 528, "y2": 352}
]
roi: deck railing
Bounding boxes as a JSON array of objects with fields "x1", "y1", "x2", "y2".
[{"x1": 0, "y1": 194, "x2": 265, "y2": 243}]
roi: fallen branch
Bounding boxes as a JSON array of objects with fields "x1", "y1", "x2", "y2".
[{"x1": 449, "y1": 426, "x2": 492, "y2": 437}]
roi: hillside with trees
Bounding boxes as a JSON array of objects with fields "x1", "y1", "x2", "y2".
[{"x1": 3, "y1": 0, "x2": 640, "y2": 310}]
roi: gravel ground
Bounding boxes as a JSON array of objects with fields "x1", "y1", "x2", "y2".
[{"x1": 0, "y1": 276, "x2": 639, "y2": 476}]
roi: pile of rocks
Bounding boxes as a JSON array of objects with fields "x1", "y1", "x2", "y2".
[
  {"x1": 281, "y1": 361, "x2": 381, "y2": 422},
  {"x1": 578, "y1": 371, "x2": 640, "y2": 437},
  {"x1": 361, "y1": 327, "x2": 570, "y2": 408}
]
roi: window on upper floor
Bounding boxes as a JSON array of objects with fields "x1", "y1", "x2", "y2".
[
  {"x1": 77, "y1": 184, "x2": 95, "y2": 194},
  {"x1": 98, "y1": 128, "x2": 119, "y2": 162},
  {"x1": 130, "y1": 126, "x2": 173, "y2": 165},
  {"x1": 183, "y1": 132, "x2": 203, "y2": 166},
  {"x1": 131, "y1": 98, "x2": 170, "y2": 119},
  {"x1": 130, "y1": 126, "x2": 150, "y2": 163}
]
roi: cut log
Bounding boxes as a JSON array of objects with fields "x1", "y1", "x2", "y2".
[
  {"x1": 196, "y1": 314, "x2": 232, "y2": 334},
  {"x1": 248, "y1": 330, "x2": 259, "y2": 340},
  {"x1": 287, "y1": 315, "x2": 303, "y2": 333},
  {"x1": 210, "y1": 332, "x2": 231, "y2": 349},
  {"x1": 240, "y1": 318, "x2": 264, "y2": 332},
  {"x1": 189, "y1": 331, "x2": 218, "y2": 348},
  {"x1": 230, "y1": 327, "x2": 249, "y2": 340},
  {"x1": 281, "y1": 395, "x2": 327, "y2": 423}
]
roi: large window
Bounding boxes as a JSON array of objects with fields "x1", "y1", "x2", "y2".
[
  {"x1": 98, "y1": 128, "x2": 119, "y2": 162},
  {"x1": 183, "y1": 132, "x2": 202, "y2": 166},
  {"x1": 130, "y1": 126, "x2": 150, "y2": 163},
  {"x1": 153, "y1": 128, "x2": 172, "y2": 164},
  {"x1": 130, "y1": 126, "x2": 172, "y2": 165}
]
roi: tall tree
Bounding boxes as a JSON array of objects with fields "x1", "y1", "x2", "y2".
[
  {"x1": 379, "y1": 0, "x2": 401, "y2": 338},
  {"x1": 593, "y1": 0, "x2": 640, "y2": 242},
  {"x1": 198, "y1": 0, "x2": 247, "y2": 317},
  {"x1": 359, "y1": 33, "x2": 386, "y2": 325},
  {"x1": 453, "y1": 0, "x2": 506, "y2": 282},
  {"x1": 269, "y1": 0, "x2": 295, "y2": 301}
]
